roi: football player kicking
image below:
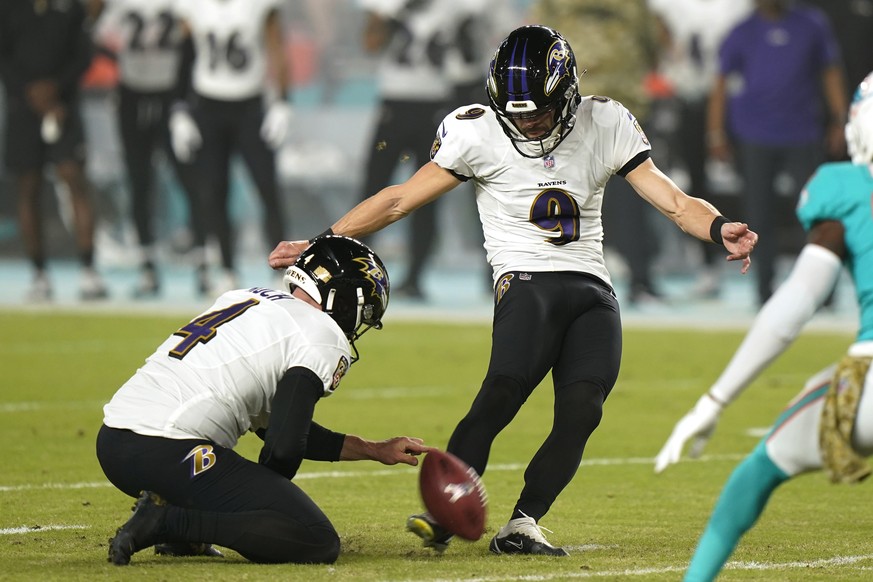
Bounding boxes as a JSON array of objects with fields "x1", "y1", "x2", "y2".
[
  {"x1": 268, "y1": 25, "x2": 757, "y2": 556},
  {"x1": 98, "y1": 236, "x2": 432, "y2": 565},
  {"x1": 655, "y1": 72, "x2": 873, "y2": 582}
]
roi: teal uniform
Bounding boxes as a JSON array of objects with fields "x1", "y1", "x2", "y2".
[
  {"x1": 798, "y1": 162, "x2": 873, "y2": 341},
  {"x1": 685, "y1": 162, "x2": 873, "y2": 582}
]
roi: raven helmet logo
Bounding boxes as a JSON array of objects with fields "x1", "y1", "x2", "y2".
[
  {"x1": 353, "y1": 256, "x2": 389, "y2": 308},
  {"x1": 544, "y1": 41, "x2": 570, "y2": 96}
]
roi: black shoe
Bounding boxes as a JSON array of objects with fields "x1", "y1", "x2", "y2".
[
  {"x1": 406, "y1": 512, "x2": 453, "y2": 553},
  {"x1": 108, "y1": 491, "x2": 168, "y2": 565},
  {"x1": 154, "y1": 542, "x2": 223, "y2": 558},
  {"x1": 489, "y1": 515, "x2": 569, "y2": 557}
]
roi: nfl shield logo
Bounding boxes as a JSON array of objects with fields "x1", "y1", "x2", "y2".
[{"x1": 543, "y1": 154, "x2": 555, "y2": 169}]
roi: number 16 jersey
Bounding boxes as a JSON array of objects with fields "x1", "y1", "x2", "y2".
[{"x1": 173, "y1": 0, "x2": 281, "y2": 101}]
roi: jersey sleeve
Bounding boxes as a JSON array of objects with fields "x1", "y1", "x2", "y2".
[
  {"x1": 429, "y1": 105, "x2": 483, "y2": 179},
  {"x1": 718, "y1": 24, "x2": 744, "y2": 74},
  {"x1": 796, "y1": 163, "x2": 852, "y2": 232},
  {"x1": 291, "y1": 323, "x2": 352, "y2": 397},
  {"x1": 590, "y1": 98, "x2": 652, "y2": 174}
]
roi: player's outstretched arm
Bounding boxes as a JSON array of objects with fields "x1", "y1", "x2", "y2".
[
  {"x1": 625, "y1": 158, "x2": 758, "y2": 273},
  {"x1": 340, "y1": 435, "x2": 435, "y2": 466},
  {"x1": 654, "y1": 238, "x2": 844, "y2": 473},
  {"x1": 268, "y1": 162, "x2": 460, "y2": 270}
]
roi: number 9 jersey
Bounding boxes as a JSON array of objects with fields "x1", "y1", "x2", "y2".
[{"x1": 429, "y1": 97, "x2": 651, "y2": 287}]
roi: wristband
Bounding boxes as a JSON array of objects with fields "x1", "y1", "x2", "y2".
[
  {"x1": 309, "y1": 227, "x2": 334, "y2": 243},
  {"x1": 709, "y1": 216, "x2": 730, "y2": 246}
]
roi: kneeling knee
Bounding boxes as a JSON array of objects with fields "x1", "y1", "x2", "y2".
[{"x1": 304, "y1": 526, "x2": 341, "y2": 564}]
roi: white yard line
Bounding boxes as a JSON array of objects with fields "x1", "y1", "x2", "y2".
[
  {"x1": 0, "y1": 524, "x2": 89, "y2": 535},
  {"x1": 392, "y1": 554, "x2": 873, "y2": 581},
  {"x1": 0, "y1": 454, "x2": 745, "y2": 493}
]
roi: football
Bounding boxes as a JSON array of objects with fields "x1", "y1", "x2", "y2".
[{"x1": 418, "y1": 449, "x2": 487, "y2": 541}]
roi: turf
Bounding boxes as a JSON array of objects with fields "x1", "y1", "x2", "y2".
[{"x1": 1, "y1": 309, "x2": 870, "y2": 581}]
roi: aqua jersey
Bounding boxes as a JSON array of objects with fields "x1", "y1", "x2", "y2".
[{"x1": 796, "y1": 162, "x2": 873, "y2": 341}]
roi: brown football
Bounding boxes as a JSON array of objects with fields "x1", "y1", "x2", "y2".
[{"x1": 419, "y1": 449, "x2": 487, "y2": 541}]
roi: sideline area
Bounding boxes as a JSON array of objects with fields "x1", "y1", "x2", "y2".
[{"x1": 0, "y1": 257, "x2": 858, "y2": 333}]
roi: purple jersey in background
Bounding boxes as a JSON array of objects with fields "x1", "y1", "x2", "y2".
[{"x1": 719, "y1": 6, "x2": 841, "y2": 145}]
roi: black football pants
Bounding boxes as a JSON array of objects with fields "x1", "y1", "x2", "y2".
[
  {"x1": 447, "y1": 271, "x2": 622, "y2": 522},
  {"x1": 96, "y1": 425, "x2": 339, "y2": 563}
]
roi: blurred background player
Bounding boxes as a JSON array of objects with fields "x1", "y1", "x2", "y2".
[
  {"x1": 649, "y1": 0, "x2": 754, "y2": 299},
  {"x1": 530, "y1": 0, "x2": 667, "y2": 306},
  {"x1": 804, "y1": 0, "x2": 873, "y2": 131},
  {"x1": 170, "y1": 0, "x2": 292, "y2": 295},
  {"x1": 0, "y1": 0, "x2": 108, "y2": 302},
  {"x1": 655, "y1": 71, "x2": 873, "y2": 582},
  {"x1": 707, "y1": 0, "x2": 848, "y2": 306},
  {"x1": 356, "y1": 0, "x2": 456, "y2": 300},
  {"x1": 90, "y1": 0, "x2": 208, "y2": 299}
]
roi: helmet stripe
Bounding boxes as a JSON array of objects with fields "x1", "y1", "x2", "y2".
[
  {"x1": 507, "y1": 38, "x2": 531, "y2": 100},
  {"x1": 520, "y1": 38, "x2": 529, "y2": 98},
  {"x1": 508, "y1": 39, "x2": 518, "y2": 95}
]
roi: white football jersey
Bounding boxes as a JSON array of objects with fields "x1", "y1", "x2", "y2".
[
  {"x1": 431, "y1": 97, "x2": 651, "y2": 286},
  {"x1": 648, "y1": 0, "x2": 753, "y2": 99},
  {"x1": 173, "y1": 0, "x2": 281, "y2": 100},
  {"x1": 102, "y1": 287, "x2": 351, "y2": 449},
  {"x1": 95, "y1": 0, "x2": 185, "y2": 91},
  {"x1": 359, "y1": 0, "x2": 453, "y2": 100}
]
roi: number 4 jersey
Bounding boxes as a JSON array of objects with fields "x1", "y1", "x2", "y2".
[
  {"x1": 102, "y1": 288, "x2": 351, "y2": 449},
  {"x1": 430, "y1": 97, "x2": 651, "y2": 286}
]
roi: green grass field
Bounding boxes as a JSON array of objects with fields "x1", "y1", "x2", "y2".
[{"x1": 1, "y1": 309, "x2": 870, "y2": 581}]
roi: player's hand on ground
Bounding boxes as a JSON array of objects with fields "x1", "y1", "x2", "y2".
[
  {"x1": 269, "y1": 240, "x2": 311, "y2": 269},
  {"x1": 373, "y1": 437, "x2": 435, "y2": 467},
  {"x1": 654, "y1": 394, "x2": 724, "y2": 474},
  {"x1": 722, "y1": 222, "x2": 758, "y2": 274}
]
